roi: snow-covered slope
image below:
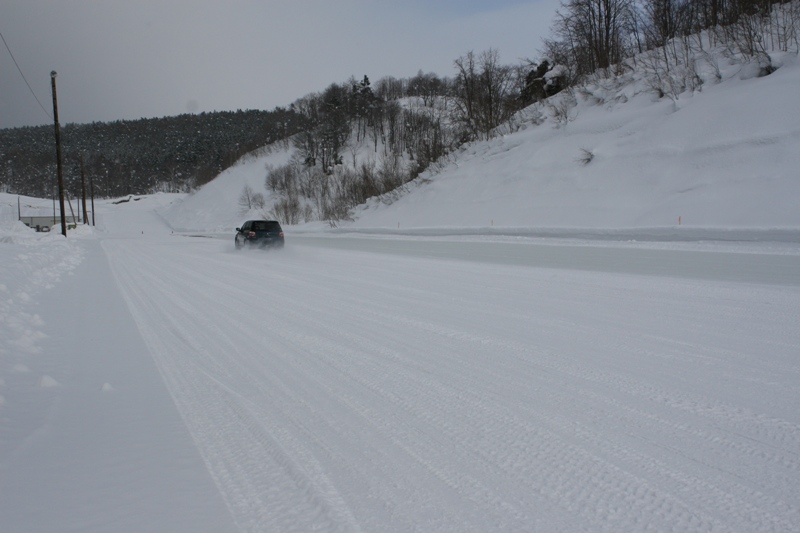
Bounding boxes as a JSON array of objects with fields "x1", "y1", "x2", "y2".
[
  {"x1": 352, "y1": 51, "x2": 800, "y2": 230},
  {"x1": 163, "y1": 145, "x2": 293, "y2": 232},
  {"x1": 161, "y1": 50, "x2": 800, "y2": 234}
]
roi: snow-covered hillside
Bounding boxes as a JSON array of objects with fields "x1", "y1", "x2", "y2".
[
  {"x1": 349, "y1": 51, "x2": 800, "y2": 230},
  {"x1": 162, "y1": 48, "x2": 800, "y2": 234}
]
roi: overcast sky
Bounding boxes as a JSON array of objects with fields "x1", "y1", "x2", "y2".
[{"x1": 1, "y1": 0, "x2": 560, "y2": 129}]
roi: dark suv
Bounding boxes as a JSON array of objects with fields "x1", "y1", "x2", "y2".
[{"x1": 235, "y1": 220, "x2": 285, "y2": 249}]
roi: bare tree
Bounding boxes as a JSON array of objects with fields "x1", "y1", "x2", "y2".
[
  {"x1": 269, "y1": 194, "x2": 303, "y2": 224},
  {"x1": 251, "y1": 192, "x2": 266, "y2": 210},
  {"x1": 452, "y1": 49, "x2": 517, "y2": 140},
  {"x1": 238, "y1": 184, "x2": 256, "y2": 214},
  {"x1": 453, "y1": 50, "x2": 480, "y2": 139},
  {"x1": 551, "y1": 0, "x2": 636, "y2": 76},
  {"x1": 408, "y1": 71, "x2": 448, "y2": 107}
]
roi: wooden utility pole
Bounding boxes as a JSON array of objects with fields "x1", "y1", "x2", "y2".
[
  {"x1": 89, "y1": 167, "x2": 95, "y2": 226},
  {"x1": 90, "y1": 172, "x2": 96, "y2": 226},
  {"x1": 50, "y1": 71, "x2": 67, "y2": 237},
  {"x1": 80, "y1": 154, "x2": 88, "y2": 224},
  {"x1": 66, "y1": 192, "x2": 77, "y2": 225}
]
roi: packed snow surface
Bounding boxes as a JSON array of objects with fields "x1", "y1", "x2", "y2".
[
  {"x1": 2, "y1": 44, "x2": 800, "y2": 532},
  {"x1": 2, "y1": 193, "x2": 799, "y2": 532}
]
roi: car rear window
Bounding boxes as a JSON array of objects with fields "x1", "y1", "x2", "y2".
[{"x1": 252, "y1": 221, "x2": 281, "y2": 231}]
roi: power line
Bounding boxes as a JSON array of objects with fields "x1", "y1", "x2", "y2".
[{"x1": 0, "y1": 30, "x2": 53, "y2": 121}]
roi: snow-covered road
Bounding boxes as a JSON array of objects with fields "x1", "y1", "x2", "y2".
[
  {"x1": 289, "y1": 234, "x2": 800, "y2": 285},
  {"x1": 3, "y1": 206, "x2": 800, "y2": 532},
  {"x1": 107, "y1": 220, "x2": 800, "y2": 530}
]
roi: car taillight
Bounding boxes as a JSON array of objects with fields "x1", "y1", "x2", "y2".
[
  {"x1": 279, "y1": 232, "x2": 284, "y2": 237},
  {"x1": 248, "y1": 231, "x2": 256, "y2": 237}
]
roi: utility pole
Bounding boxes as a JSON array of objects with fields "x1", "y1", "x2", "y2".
[
  {"x1": 90, "y1": 171, "x2": 96, "y2": 226},
  {"x1": 80, "y1": 154, "x2": 88, "y2": 224},
  {"x1": 66, "y1": 192, "x2": 77, "y2": 225},
  {"x1": 50, "y1": 71, "x2": 67, "y2": 237}
]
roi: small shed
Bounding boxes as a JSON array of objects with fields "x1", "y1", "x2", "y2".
[{"x1": 20, "y1": 216, "x2": 80, "y2": 232}]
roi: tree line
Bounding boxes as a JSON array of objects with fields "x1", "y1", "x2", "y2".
[
  {"x1": 0, "y1": 108, "x2": 309, "y2": 198},
  {"x1": 258, "y1": 62, "x2": 562, "y2": 224},
  {"x1": 545, "y1": 0, "x2": 799, "y2": 84}
]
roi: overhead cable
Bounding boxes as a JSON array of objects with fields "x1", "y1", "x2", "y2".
[{"x1": 0, "y1": 30, "x2": 53, "y2": 121}]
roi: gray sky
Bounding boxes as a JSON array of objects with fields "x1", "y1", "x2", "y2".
[{"x1": 1, "y1": 0, "x2": 559, "y2": 129}]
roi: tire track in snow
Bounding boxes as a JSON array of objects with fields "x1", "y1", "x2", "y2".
[
  {"x1": 257, "y1": 246, "x2": 799, "y2": 530},
  {"x1": 103, "y1": 239, "x2": 362, "y2": 532},
  {"x1": 270, "y1": 247, "x2": 800, "y2": 531},
  {"x1": 102, "y1": 237, "x2": 800, "y2": 531}
]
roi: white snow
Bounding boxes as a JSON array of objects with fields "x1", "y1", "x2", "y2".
[{"x1": 1, "y1": 42, "x2": 800, "y2": 532}]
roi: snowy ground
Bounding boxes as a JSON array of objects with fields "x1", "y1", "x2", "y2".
[{"x1": 2, "y1": 195, "x2": 799, "y2": 532}]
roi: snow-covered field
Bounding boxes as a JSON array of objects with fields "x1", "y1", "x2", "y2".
[{"x1": 2, "y1": 39, "x2": 800, "y2": 532}]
